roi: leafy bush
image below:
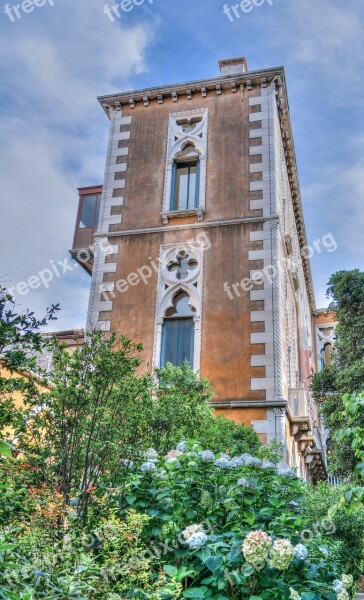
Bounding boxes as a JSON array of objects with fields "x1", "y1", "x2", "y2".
[
  {"x1": 0, "y1": 442, "x2": 358, "y2": 599},
  {"x1": 198, "y1": 414, "x2": 261, "y2": 457},
  {"x1": 302, "y1": 482, "x2": 364, "y2": 580},
  {"x1": 103, "y1": 442, "x2": 354, "y2": 599}
]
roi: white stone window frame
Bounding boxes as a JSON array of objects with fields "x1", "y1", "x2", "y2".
[
  {"x1": 161, "y1": 108, "x2": 208, "y2": 224},
  {"x1": 152, "y1": 242, "x2": 204, "y2": 371},
  {"x1": 316, "y1": 323, "x2": 337, "y2": 371}
]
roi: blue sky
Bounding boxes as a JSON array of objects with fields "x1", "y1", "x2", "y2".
[{"x1": 0, "y1": 0, "x2": 363, "y2": 330}]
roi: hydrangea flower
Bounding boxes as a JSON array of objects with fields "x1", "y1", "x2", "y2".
[
  {"x1": 182, "y1": 524, "x2": 204, "y2": 540},
  {"x1": 198, "y1": 450, "x2": 215, "y2": 462},
  {"x1": 176, "y1": 441, "x2": 189, "y2": 453},
  {"x1": 140, "y1": 461, "x2": 156, "y2": 472},
  {"x1": 294, "y1": 544, "x2": 308, "y2": 560},
  {"x1": 333, "y1": 580, "x2": 344, "y2": 594},
  {"x1": 337, "y1": 591, "x2": 349, "y2": 600},
  {"x1": 289, "y1": 589, "x2": 301, "y2": 600},
  {"x1": 186, "y1": 451, "x2": 197, "y2": 457},
  {"x1": 69, "y1": 497, "x2": 80, "y2": 507},
  {"x1": 186, "y1": 531, "x2": 208, "y2": 550},
  {"x1": 121, "y1": 458, "x2": 133, "y2": 468},
  {"x1": 262, "y1": 459, "x2": 275, "y2": 469},
  {"x1": 144, "y1": 448, "x2": 158, "y2": 460},
  {"x1": 214, "y1": 457, "x2": 231, "y2": 469},
  {"x1": 165, "y1": 449, "x2": 183, "y2": 462},
  {"x1": 237, "y1": 477, "x2": 249, "y2": 488},
  {"x1": 269, "y1": 539, "x2": 295, "y2": 570},
  {"x1": 242, "y1": 454, "x2": 262, "y2": 467},
  {"x1": 277, "y1": 468, "x2": 297, "y2": 479},
  {"x1": 230, "y1": 456, "x2": 245, "y2": 468},
  {"x1": 181, "y1": 523, "x2": 208, "y2": 549},
  {"x1": 242, "y1": 530, "x2": 272, "y2": 566},
  {"x1": 241, "y1": 453, "x2": 253, "y2": 462},
  {"x1": 341, "y1": 574, "x2": 353, "y2": 589},
  {"x1": 188, "y1": 461, "x2": 197, "y2": 467}
]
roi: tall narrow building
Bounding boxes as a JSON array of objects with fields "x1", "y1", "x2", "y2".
[{"x1": 70, "y1": 57, "x2": 327, "y2": 481}]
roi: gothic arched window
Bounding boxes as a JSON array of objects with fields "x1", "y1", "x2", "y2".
[{"x1": 160, "y1": 291, "x2": 195, "y2": 368}]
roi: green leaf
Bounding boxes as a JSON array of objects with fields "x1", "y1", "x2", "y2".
[
  {"x1": 243, "y1": 509, "x2": 255, "y2": 525},
  {"x1": 0, "y1": 544, "x2": 16, "y2": 551},
  {"x1": 226, "y1": 510, "x2": 238, "y2": 523},
  {"x1": 183, "y1": 588, "x2": 206, "y2": 598},
  {"x1": 125, "y1": 494, "x2": 136, "y2": 505},
  {"x1": 175, "y1": 566, "x2": 195, "y2": 582},
  {"x1": 0, "y1": 441, "x2": 12, "y2": 457},
  {"x1": 206, "y1": 556, "x2": 223, "y2": 573},
  {"x1": 163, "y1": 565, "x2": 177, "y2": 576},
  {"x1": 241, "y1": 563, "x2": 255, "y2": 577}
]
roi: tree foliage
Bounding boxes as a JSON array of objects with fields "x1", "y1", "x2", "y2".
[
  {"x1": 0, "y1": 285, "x2": 59, "y2": 434},
  {"x1": 311, "y1": 269, "x2": 364, "y2": 480}
]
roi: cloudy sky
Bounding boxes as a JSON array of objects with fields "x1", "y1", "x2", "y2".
[{"x1": 0, "y1": 0, "x2": 363, "y2": 331}]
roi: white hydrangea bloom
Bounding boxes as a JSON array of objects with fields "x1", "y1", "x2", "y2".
[
  {"x1": 341, "y1": 574, "x2": 353, "y2": 589},
  {"x1": 242, "y1": 530, "x2": 272, "y2": 566},
  {"x1": 269, "y1": 539, "x2": 295, "y2": 570}
]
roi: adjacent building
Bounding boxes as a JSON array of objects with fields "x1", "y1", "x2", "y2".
[{"x1": 70, "y1": 57, "x2": 328, "y2": 481}]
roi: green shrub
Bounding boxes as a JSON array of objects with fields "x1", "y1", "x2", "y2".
[
  {"x1": 302, "y1": 482, "x2": 364, "y2": 580},
  {"x1": 1, "y1": 444, "x2": 358, "y2": 599},
  {"x1": 105, "y1": 443, "x2": 354, "y2": 598},
  {"x1": 198, "y1": 414, "x2": 261, "y2": 457}
]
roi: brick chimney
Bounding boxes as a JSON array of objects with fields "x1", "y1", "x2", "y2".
[{"x1": 218, "y1": 57, "x2": 249, "y2": 76}]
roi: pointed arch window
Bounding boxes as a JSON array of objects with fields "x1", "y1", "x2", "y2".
[
  {"x1": 161, "y1": 291, "x2": 195, "y2": 368},
  {"x1": 171, "y1": 145, "x2": 200, "y2": 211}
]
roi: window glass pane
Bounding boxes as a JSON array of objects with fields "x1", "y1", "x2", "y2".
[
  {"x1": 166, "y1": 292, "x2": 195, "y2": 317},
  {"x1": 177, "y1": 318, "x2": 194, "y2": 367},
  {"x1": 95, "y1": 194, "x2": 101, "y2": 227},
  {"x1": 188, "y1": 166, "x2": 197, "y2": 209},
  {"x1": 161, "y1": 318, "x2": 194, "y2": 368},
  {"x1": 80, "y1": 195, "x2": 96, "y2": 228},
  {"x1": 175, "y1": 166, "x2": 189, "y2": 210},
  {"x1": 161, "y1": 319, "x2": 179, "y2": 367}
]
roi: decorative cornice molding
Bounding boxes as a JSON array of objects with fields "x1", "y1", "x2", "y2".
[{"x1": 98, "y1": 67, "x2": 285, "y2": 114}]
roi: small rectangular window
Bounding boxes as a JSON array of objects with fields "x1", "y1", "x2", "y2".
[{"x1": 79, "y1": 194, "x2": 101, "y2": 228}]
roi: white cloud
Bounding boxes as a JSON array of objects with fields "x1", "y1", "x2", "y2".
[{"x1": 0, "y1": 0, "x2": 157, "y2": 331}]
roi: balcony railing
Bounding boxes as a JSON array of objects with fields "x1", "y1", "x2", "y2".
[{"x1": 288, "y1": 388, "x2": 309, "y2": 419}]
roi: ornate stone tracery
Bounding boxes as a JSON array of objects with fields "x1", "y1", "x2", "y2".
[
  {"x1": 162, "y1": 108, "x2": 208, "y2": 223},
  {"x1": 153, "y1": 242, "x2": 204, "y2": 371}
]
